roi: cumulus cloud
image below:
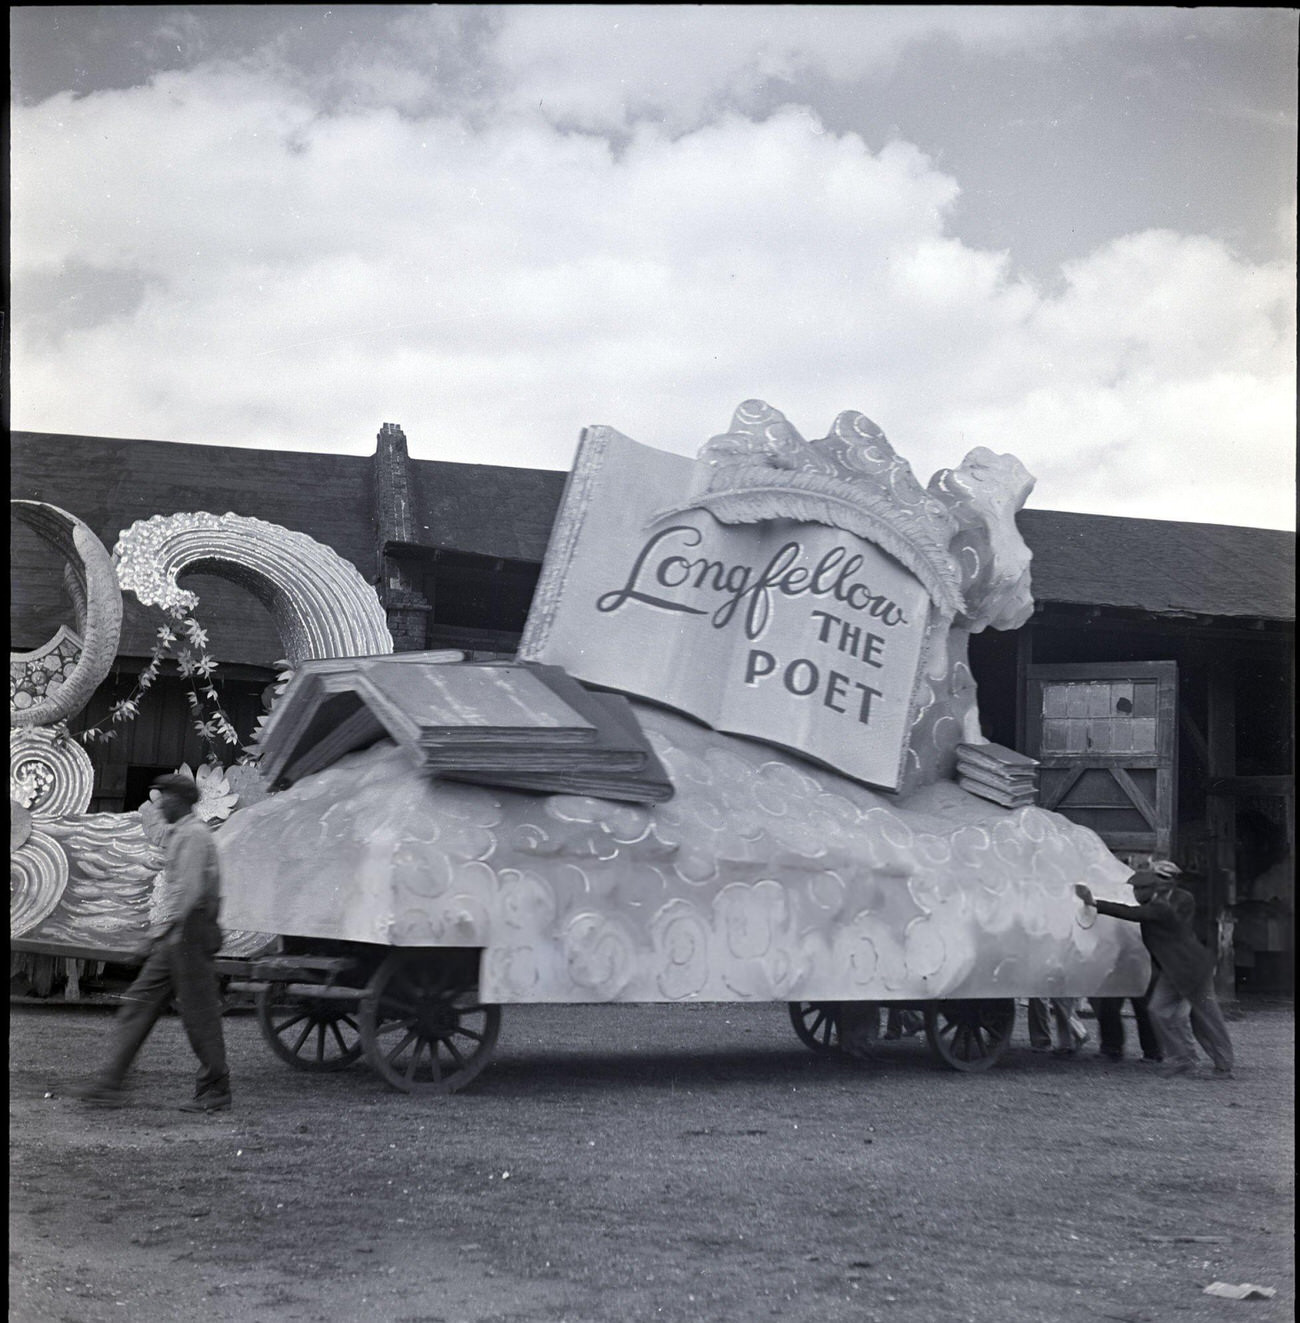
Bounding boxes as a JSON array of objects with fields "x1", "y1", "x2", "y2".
[
  {"x1": 485, "y1": 5, "x2": 1166, "y2": 133},
  {"x1": 9, "y1": 9, "x2": 1296, "y2": 529}
]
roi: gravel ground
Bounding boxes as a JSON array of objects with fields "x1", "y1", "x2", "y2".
[{"x1": 9, "y1": 997, "x2": 1294, "y2": 1323}]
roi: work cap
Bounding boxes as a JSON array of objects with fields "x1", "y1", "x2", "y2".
[
  {"x1": 151, "y1": 772, "x2": 200, "y2": 805},
  {"x1": 1149, "y1": 859, "x2": 1182, "y2": 878}
]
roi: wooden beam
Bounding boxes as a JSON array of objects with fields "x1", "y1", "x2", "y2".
[
  {"x1": 1206, "y1": 775, "x2": 1294, "y2": 798},
  {"x1": 1032, "y1": 608, "x2": 1292, "y2": 650},
  {"x1": 1179, "y1": 708, "x2": 1210, "y2": 770},
  {"x1": 1014, "y1": 627, "x2": 1033, "y2": 753},
  {"x1": 1039, "y1": 763, "x2": 1085, "y2": 811},
  {"x1": 1206, "y1": 662, "x2": 1237, "y2": 1000},
  {"x1": 1113, "y1": 766, "x2": 1158, "y2": 829}
]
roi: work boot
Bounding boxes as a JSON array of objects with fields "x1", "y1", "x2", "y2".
[
  {"x1": 179, "y1": 1089, "x2": 232, "y2": 1113},
  {"x1": 1158, "y1": 1060, "x2": 1195, "y2": 1079},
  {"x1": 179, "y1": 1074, "x2": 232, "y2": 1112}
]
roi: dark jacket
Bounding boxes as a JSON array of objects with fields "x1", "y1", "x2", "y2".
[{"x1": 1094, "y1": 875, "x2": 1214, "y2": 996}]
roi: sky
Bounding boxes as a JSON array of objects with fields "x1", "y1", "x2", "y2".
[{"x1": 9, "y1": 5, "x2": 1298, "y2": 530}]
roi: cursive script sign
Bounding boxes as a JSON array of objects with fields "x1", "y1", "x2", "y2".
[{"x1": 519, "y1": 427, "x2": 941, "y2": 791}]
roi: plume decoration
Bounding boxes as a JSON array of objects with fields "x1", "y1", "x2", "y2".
[
  {"x1": 650, "y1": 401, "x2": 967, "y2": 620},
  {"x1": 654, "y1": 469, "x2": 966, "y2": 619}
]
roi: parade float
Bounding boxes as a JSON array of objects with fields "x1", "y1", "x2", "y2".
[
  {"x1": 11, "y1": 401, "x2": 1150, "y2": 1092},
  {"x1": 212, "y1": 401, "x2": 1149, "y2": 1093}
]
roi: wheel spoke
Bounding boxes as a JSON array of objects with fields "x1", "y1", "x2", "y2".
[
  {"x1": 954, "y1": 1023, "x2": 971, "y2": 1059},
  {"x1": 273, "y1": 1009, "x2": 311, "y2": 1036},
  {"x1": 403, "y1": 1036, "x2": 427, "y2": 1080},
  {"x1": 374, "y1": 1014, "x2": 418, "y2": 1036},
  {"x1": 386, "y1": 1028, "x2": 418, "y2": 1066},
  {"x1": 290, "y1": 1018, "x2": 315, "y2": 1055}
]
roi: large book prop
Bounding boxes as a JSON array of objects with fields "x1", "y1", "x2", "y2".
[
  {"x1": 217, "y1": 402, "x2": 1149, "y2": 1004},
  {"x1": 254, "y1": 656, "x2": 672, "y2": 802}
]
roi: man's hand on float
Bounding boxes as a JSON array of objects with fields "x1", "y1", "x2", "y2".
[{"x1": 1074, "y1": 884, "x2": 1095, "y2": 907}]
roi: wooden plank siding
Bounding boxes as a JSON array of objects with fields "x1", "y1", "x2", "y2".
[{"x1": 12, "y1": 432, "x2": 381, "y2": 662}]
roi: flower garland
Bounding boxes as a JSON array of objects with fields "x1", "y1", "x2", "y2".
[
  {"x1": 244, "y1": 659, "x2": 295, "y2": 759},
  {"x1": 75, "y1": 606, "x2": 244, "y2": 766}
]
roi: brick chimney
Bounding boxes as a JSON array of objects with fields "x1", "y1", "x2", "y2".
[{"x1": 373, "y1": 422, "x2": 431, "y2": 651}]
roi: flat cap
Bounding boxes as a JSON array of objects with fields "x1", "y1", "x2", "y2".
[{"x1": 151, "y1": 772, "x2": 200, "y2": 805}]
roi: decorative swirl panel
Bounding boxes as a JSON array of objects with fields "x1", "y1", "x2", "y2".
[{"x1": 217, "y1": 703, "x2": 1150, "y2": 1004}]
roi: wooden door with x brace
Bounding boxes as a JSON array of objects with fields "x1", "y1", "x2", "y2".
[{"x1": 1024, "y1": 661, "x2": 1178, "y2": 858}]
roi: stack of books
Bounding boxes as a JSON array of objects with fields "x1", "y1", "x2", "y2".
[
  {"x1": 955, "y1": 742, "x2": 1039, "y2": 808},
  {"x1": 253, "y1": 653, "x2": 673, "y2": 803}
]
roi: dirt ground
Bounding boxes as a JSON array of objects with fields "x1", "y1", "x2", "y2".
[{"x1": 9, "y1": 996, "x2": 1294, "y2": 1323}]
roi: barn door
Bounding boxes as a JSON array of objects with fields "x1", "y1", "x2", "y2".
[{"x1": 1025, "y1": 661, "x2": 1178, "y2": 857}]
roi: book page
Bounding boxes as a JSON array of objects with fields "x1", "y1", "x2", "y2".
[{"x1": 521, "y1": 428, "x2": 936, "y2": 791}]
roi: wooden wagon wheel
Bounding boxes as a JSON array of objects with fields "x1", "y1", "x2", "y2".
[
  {"x1": 359, "y1": 951, "x2": 501, "y2": 1095},
  {"x1": 256, "y1": 986, "x2": 364, "y2": 1072},
  {"x1": 923, "y1": 999, "x2": 1016, "y2": 1073},
  {"x1": 788, "y1": 1001, "x2": 845, "y2": 1054}
]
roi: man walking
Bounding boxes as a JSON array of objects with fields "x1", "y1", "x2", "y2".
[
  {"x1": 1076, "y1": 860, "x2": 1234, "y2": 1080},
  {"x1": 76, "y1": 773, "x2": 232, "y2": 1111}
]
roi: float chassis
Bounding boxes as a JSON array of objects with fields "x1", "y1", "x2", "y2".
[{"x1": 229, "y1": 940, "x2": 1017, "y2": 1096}]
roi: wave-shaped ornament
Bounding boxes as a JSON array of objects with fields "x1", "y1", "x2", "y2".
[
  {"x1": 112, "y1": 512, "x2": 393, "y2": 664},
  {"x1": 657, "y1": 401, "x2": 967, "y2": 619},
  {"x1": 15, "y1": 808, "x2": 275, "y2": 958},
  {"x1": 10, "y1": 502, "x2": 124, "y2": 728},
  {"x1": 11, "y1": 829, "x2": 70, "y2": 937},
  {"x1": 11, "y1": 726, "x2": 95, "y2": 818}
]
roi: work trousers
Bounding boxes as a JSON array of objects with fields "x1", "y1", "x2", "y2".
[
  {"x1": 1146, "y1": 973, "x2": 1234, "y2": 1072},
  {"x1": 97, "y1": 907, "x2": 228, "y2": 1095},
  {"x1": 1027, "y1": 997, "x2": 1088, "y2": 1050},
  {"x1": 1091, "y1": 988, "x2": 1162, "y2": 1060}
]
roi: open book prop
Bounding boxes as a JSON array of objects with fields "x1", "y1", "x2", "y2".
[
  {"x1": 218, "y1": 402, "x2": 1148, "y2": 1004},
  {"x1": 252, "y1": 655, "x2": 673, "y2": 803}
]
